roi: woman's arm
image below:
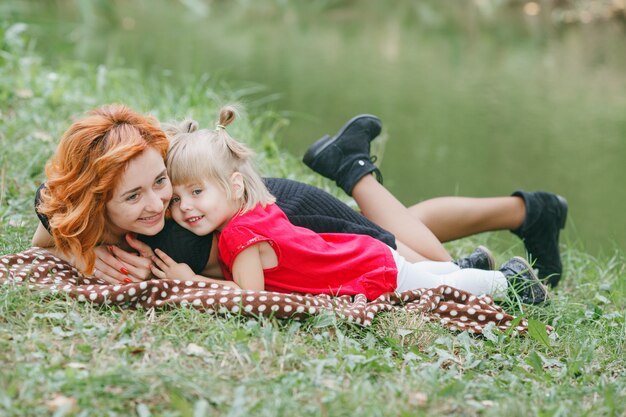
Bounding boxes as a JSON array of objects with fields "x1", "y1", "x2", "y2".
[
  {"x1": 32, "y1": 219, "x2": 152, "y2": 283},
  {"x1": 32, "y1": 222, "x2": 54, "y2": 247},
  {"x1": 31, "y1": 221, "x2": 81, "y2": 268},
  {"x1": 31, "y1": 222, "x2": 124, "y2": 283}
]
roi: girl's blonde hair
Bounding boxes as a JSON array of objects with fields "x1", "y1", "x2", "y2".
[{"x1": 164, "y1": 105, "x2": 275, "y2": 212}]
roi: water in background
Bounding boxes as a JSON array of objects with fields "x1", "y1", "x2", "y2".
[{"x1": 4, "y1": 0, "x2": 626, "y2": 253}]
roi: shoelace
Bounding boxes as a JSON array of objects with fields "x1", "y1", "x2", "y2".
[{"x1": 370, "y1": 155, "x2": 384, "y2": 184}]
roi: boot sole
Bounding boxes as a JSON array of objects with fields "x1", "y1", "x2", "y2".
[
  {"x1": 556, "y1": 195, "x2": 568, "y2": 229},
  {"x1": 303, "y1": 114, "x2": 382, "y2": 166},
  {"x1": 544, "y1": 194, "x2": 568, "y2": 288},
  {"x1": 477, "y1": 245, "x2": 496, "y2": 270}
]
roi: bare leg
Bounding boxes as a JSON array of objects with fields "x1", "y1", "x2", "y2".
[
  {"x1": 352, "y1": 175, "x2": 526, "y2": 257},
  {"x1": 352, "y1": 175, "x2": 452, "y2": 261},
  {"x1": 408, "y1": 196, "x2": 525, "y2": 243},
  {"x1": 395, "y1": 240, "x2": 430, "y2": 263}
]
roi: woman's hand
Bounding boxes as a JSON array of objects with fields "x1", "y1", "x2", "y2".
[
  {"x1": 113, "y1": 233, "x2": 155, "y2": 281},
  {"x1": 93, "y1": 234, "x2": 155, "y2": 283},
  {"x1": 93, "y1": 246, "x2": 130, "y2": 284},
  {"x1": 151, "y1": 249, "x2": 195, "y2": 281}
]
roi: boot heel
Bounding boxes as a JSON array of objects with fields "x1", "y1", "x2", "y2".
[
  {"x1": 303, "y1": 135, "x2": 333, "y2": 166},
  {"x1": 556, "y1": 195, "x2": 568, "y2": 229}
]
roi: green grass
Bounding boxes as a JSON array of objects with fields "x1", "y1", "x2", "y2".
[{"x1": 1, "y1": 24, "x2": 625, "y2": 417}]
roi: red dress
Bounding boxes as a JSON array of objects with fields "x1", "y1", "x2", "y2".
[{"x1": 217, "y1": 203, "x2": 398, "y2": 300}]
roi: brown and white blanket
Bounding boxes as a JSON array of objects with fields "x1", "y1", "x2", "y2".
[{"x1": 1, "y1": 248, "x2": 533, "y2": 334}]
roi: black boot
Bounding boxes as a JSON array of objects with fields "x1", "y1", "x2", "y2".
[
  {"x1": 511, "y1": 191, "x2": 568, "y2": 288},
  {"x1": 303, "y1": 115, "x2": 383, "y2": 196},
  {"x1": 500, "y1": 256, "x2": 548, "y2": 305},
  {"x1": 455, "y1": 246, "x2": 495, "y2": 271}
]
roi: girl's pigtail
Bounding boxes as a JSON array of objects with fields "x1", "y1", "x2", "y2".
[
  {"x1": 163, "y1": 118, "x2": 198, "y2": 137},
  {"x1": 216, "y1": 105, "x2": 252, "y2": 161},
  {"x1": 213, "y1": 104, "x2": 276, "y2": 210},
  {"x1": 217, "y1": 105, "x2": 237, "y2": 129}
]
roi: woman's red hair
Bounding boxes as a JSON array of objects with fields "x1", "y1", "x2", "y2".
[{"x1": 38, "y1": 104, "x2": 169, "y2": 274}]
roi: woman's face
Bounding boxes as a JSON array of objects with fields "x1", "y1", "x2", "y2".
[{"x1": 105, "y1": 147, "x2": 172, "y2": 237}]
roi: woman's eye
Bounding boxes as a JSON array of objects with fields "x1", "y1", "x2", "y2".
[
  {"x1": 155, "y1": 176, "x2": 168, "y2": 186},
  {"x1": 126, "y1": 193, "x2": 139, "y2": 202}
]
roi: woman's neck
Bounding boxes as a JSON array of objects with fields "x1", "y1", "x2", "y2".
[{"x1": 101, "y1": 226, "x2": 131, "y2": 250}]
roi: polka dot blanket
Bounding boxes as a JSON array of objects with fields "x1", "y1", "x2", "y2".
[{"x1": 1, "y1": 248, "x2": 534, "y2": 334}]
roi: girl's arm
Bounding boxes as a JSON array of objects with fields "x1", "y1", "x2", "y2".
[
  {"x1": 200, "y1": 235, "x2": 225, "y2": 279},
  {"x1": 231, "y1": 244, "x2": 266, "y2": 291},
  {"x1": 151, "y1": 249, "x2": 241, "y2": 289}
]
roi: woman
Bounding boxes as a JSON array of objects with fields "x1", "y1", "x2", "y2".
[
  {"x1": 33, "y1": 105, "x2": 172, "y2": 281},
  {"x1": 33, "y1": 105, "x2": 566, "y2": 288}
]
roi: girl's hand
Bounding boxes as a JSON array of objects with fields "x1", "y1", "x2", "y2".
[{"x1": 151, "y1": 248, "x2": 195, "y2": 281}]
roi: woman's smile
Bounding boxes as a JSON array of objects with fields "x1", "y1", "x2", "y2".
[{"x1": 137, "y1": 210, "x2": 165, "y2": 226}]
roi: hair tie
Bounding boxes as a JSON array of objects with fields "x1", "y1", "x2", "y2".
[{"x1": 215, "y1": 124, "x2": 226, "y2": 131}]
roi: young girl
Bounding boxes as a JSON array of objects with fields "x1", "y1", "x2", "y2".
[{"x1": 151, "y1": 106, "x2": 548, "y2": 304}]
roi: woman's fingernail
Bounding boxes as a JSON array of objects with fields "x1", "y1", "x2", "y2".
[
  {"x1": 108, "y1": 245, "x2": 114, "y2": 252},
  {"x1": 120, "y1": 267, "x2": 129, "y2": 275},
  {"x1": 123, "y1": 277, "x2": 132, "y2": 284}
]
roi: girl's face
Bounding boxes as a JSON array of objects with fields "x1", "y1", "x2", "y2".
[
  {"x1": 169, "y1": 178, "x2": 242, "y2": 235},
  {"x1": 105, "y1": 147, "x2": 172, "y2": 237}
]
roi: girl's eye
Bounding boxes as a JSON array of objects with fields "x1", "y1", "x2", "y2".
[
  {"x1": 192, "y1": 189, "x2": 202, "y2": 196},
  {"x1": 170, "y1": 196, "x2": 180, "y2": 205}
]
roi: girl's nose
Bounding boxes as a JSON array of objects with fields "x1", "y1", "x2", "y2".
[{"x1": 179, "y1": 197, "x2": 192, "y2": 212}]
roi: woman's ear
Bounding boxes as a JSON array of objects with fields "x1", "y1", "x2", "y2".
[{"x1": 230, "y1": 172, "x2": 245, "y2": 200}]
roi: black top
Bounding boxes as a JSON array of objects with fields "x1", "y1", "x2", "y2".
[{"x1": 35, "y1": 178, "x2": 396, "y2": 273}]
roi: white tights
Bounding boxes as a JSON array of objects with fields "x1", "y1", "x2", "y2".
[{"x1": 391, "y1": 249, "x2": 508, "y2": 297}]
